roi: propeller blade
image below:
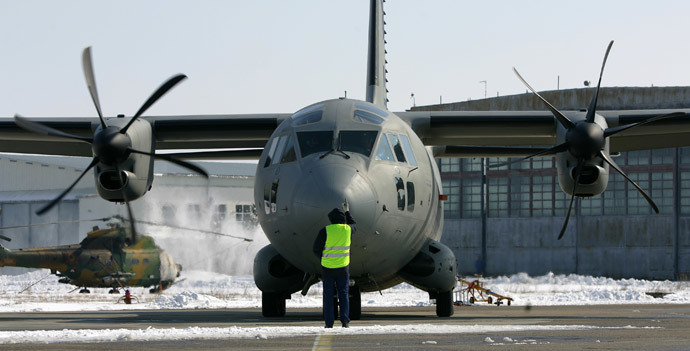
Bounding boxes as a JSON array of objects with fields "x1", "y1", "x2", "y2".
[
  {"x1": 558, "y1": 158, "x2": 584, "y2": 240},
  {"x1": 120, "y1": 74, "x2": 187, "y2": 134},
  {"x1": 598, "y1": 150, "x2": 659, "y2": 214},
  {"x1": 604, "y1": 112, "x2": 685, "y2": 138},
  {"x1": 14, "y1": 115, "x2": 93, "y2": 143},
  {"x1": 513, "y1": 67, "x2": 575, "y2": 130},
  {"x1": 585, "y1": 40, "x2": 614, "y2": 123},
  {"x1": 489, "y1": 142, "x2": 569, "y2": 168},
  {"x1": 36, "y1": 157, "x2": 99, "y2": 215},
  {"x1": 128, "y1": 148, "x2": 209, "y2": 178},
  {"x1": 115, "y1": 164, "x2": 137, "y2": 243},
  {"x1": 81, "y1": 46, "x2": 107, "y2": 129}
]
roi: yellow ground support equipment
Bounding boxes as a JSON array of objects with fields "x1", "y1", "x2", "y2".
[{"x1": 454, "y1": 278, "x2": 513, "y2": 306}]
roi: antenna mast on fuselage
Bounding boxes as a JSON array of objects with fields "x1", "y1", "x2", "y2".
[{"x1": 366, "y1": 0, "x2": 388, "y2": 109}]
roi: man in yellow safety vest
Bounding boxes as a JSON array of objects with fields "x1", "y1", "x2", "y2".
[{"x1": 312, "y1": 200, "x2": 356, "y2": 328}]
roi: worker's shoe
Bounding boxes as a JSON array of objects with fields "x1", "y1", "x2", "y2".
[
  {"x1": 325, "y1": 325, "x2": 333, "y2": 328},
  {"x1": 341, "y1": 321, "x2": 349, "y2": 328}
]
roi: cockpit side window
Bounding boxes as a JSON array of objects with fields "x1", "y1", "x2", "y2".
[
  {"x1": 263, "y1": 138, "x2": 277, "y2": 168},
  {"x1": 374, "y1": 133, "x2": 395, "y2": 161},
  {"x1": 399, "y1": 135, "x2": 417, "y2": 166},
  {"x1": 280, "y1": 134, "x2": 297, "y2": 163},
  {"x1": 291, "y1": 104, "x2": 324, "y2": 126},
  {"x1": 271, "y1": 136, "x2": 288, "y2": 165},
  {"x1": 340, "y1": 131, "x2": 378, "y2": 157},
  {"x1": 387, "y1": 134, "x2": 406, "y2": 163},
  {"x1": 297, "y1": 131, "x2": 333, "y2": 157}
]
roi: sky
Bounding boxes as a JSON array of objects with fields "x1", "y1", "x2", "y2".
[{"x1": 2, "y1": 1, "x2": 690, "y2": 118}]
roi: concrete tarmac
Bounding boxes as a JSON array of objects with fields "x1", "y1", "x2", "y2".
[{"x1": 1, "y1": 304, "x2": 689, "y2": 350}]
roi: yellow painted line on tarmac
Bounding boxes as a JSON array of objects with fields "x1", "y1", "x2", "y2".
[{"x1": 312, "y1": 332, "x2": 333, "y2": 351}]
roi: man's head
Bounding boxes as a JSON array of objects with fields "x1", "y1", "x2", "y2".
[{"x1": 328, "y1": 208, "x2": 346, "y2": 224}]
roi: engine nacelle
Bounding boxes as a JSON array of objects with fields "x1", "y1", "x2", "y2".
[
  {"x1": 253, "y1": 244, "x2": 305, "y2": 295},
  {"x1": 555, "y1": 113, "x2": 610, "y2": 197},
  {"x1": 399, "y1": 239, "x2": 457, "y2": 293},
  {"x1": 93, "y1": 118, "x2": 155, "y2": 202}
]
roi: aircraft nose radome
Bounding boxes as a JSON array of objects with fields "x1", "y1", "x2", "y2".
[{"x1": 293, "y1": 164, "x2": 376, "y2": 231}]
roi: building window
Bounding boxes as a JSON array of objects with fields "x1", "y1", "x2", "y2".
[
  {"x1": 651, "y1": 171, "x2": 674, "y2": 214},
  {"x1": 531, "y1": 157, "x2": 554, "y2": 170},
  {"x1": 681, "y1": 171, "x2": 690, "y2": 215},
  {"x1": 461, "y1": 178, "x2": 481, "y2": 218},
  {"x1": 440, "y1": 158, "x2": 460, "y2": 173},
  {"x1": 580, "y1": 195, "x2": 602, "y2": 216},
  {"x1": 603, "y1": 173, "x2": 626, "y2": 215},
  {"x1": 627, "y1": 172, "x2": 651, "y2": 215},
  {"x1": 532, "y1": 175, "x2": 553, "y2": 217},
  {"x1": 442, "y1": 179, "x2": 460, "y2": 219},
  {"x1": 462, "y1": 158, "x2": 482, "y2": 172},
  {"x1": 627, "y1": 150, "x2": 649, "y2": 166},
  {"x1": 510, "y1": 176, "x2": 530, "y2": 217},
  {"x1": 651, "y1": 148, "x2": 673, "y2": 165},
  {"x1": 553, "y1": 180, "x2": 568, "y2": 216},
  {"x1": 488, "y1": 178, "x2": 508, "y2": 217}
]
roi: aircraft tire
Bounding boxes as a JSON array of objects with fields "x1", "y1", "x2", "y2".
[
  {"x1": 349, "y1": 286, "x2": 361, "y2": 320},
  {"x1": 261, "y1": 292, "x2": 286, "y2": 317},
  {"x1": 436, "y1": 290, "x2": 454, "y2": 317}
]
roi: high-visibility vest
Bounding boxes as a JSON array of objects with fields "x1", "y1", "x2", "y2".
[{"x1": 321, "y1": 224, "x2": 351, "y2": 268}]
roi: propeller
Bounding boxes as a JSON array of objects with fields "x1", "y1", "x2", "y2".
[
  {"x1": 508, "y1": 40, "x2": 683, "y2": 239},
  {"x1": 13, "y1": 46, "x2": 209, "y2": 244}
]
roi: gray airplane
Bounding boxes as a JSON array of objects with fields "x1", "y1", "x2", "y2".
[{"x1": 2, "y1": 0, "x2": 690, "y2": 319}]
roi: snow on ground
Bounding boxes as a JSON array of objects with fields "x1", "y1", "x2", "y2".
[
  {"x1": 0, "y1": 270, "x2": 686, "y2": 344},
  {"x1": 0, "y1": 269, "x2": 689, "y2": 313}
]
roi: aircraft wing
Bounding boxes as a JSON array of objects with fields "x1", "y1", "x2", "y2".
[
  {"x1": 0, "y1": 114, "x2": 289, "y2": 157},
  {"x1": 397, "y1": 109, "x2": 690, "y2": 156}
]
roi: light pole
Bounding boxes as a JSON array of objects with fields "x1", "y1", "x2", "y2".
[
  {"x1": 410, "y1": 93, "x2": 416, "y2": 107},
  {"x1": 479, "y1": 80, "x2": 487, "y2": 99}
]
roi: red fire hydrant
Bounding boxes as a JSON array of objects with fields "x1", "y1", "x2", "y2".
[{"x1": 124, "y1": 289, "x2": 132, "y2": 304}]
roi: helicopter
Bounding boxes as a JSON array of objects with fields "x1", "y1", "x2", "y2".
[{"x1": 0, "y1": 217, "x2": 181, "y2": 293}]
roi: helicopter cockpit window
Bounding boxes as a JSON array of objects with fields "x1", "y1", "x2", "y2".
[
  {"x1": 280, "y1": 134, "x2": 297, "y2": 163},
  {"x1": 374, "y1": 133, "x2": 395, "y2": 161},
  {"x1": 399, "y1": 134, "x2": 417, "y2": 166},
  {"x1": 387, "y1": 134, "x2": 407, "y2": 163},
  {"x1": 340, "y1": 131, "x2": 378, "y2": 157},
  {"x1": 297, "y1": 131, "x2": 333, "y2": 157},
  {"x1": 291, "y1": 104, "x2": 324, "y2": 126}
]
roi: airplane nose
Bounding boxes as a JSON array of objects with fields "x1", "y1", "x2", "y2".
[{"x1": 293, "y1": 163, "x2": 376, "y2": 232}]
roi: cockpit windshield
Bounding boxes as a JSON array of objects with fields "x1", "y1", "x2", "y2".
[
  {"x1": 297, "y1": 131, "x2": 333, "y2": 157},
  {"x1": 339, "y1": 131, "x2": 378, "y2": 157}
]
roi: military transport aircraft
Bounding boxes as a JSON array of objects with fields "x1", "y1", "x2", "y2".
[
  {"x1": 2, "y1": 0, "x2": 690, "y2": 318},
  {"x1": 0, "y1": 218, "x2": 181, "y2": 293}
]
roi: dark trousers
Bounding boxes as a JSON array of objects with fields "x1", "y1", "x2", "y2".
[{"x1": 322, "y1": 274, "x2": 349, "y2": 326}]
